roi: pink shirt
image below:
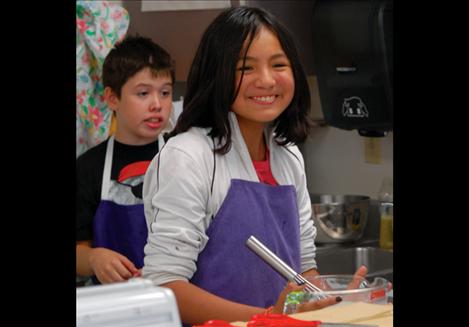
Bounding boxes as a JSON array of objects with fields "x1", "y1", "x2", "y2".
[{"x1": 252, "y1": 147, "x2": 278, "y2": 186}]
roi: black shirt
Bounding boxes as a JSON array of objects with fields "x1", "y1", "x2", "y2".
[{"x1": 76, "y1": 138, "x2": 159, "y2": 241}]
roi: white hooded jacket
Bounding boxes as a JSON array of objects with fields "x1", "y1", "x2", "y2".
[{"x1": 142, "y1": 112, "x2": 317, "y2": 285}]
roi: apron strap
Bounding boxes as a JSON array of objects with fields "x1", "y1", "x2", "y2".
[
  {"x1": 158, "y1": 133, "x2": 165, "y2": 152},
  {"x1": 101, "y1": 135, "x2": 114, "y2": 200}
]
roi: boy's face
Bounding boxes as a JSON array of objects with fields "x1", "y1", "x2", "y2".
[
  {"x1": 106, "y1": 67, "x2": 173, "y2": 145},
  {"x1": 231, "y1": 27, "x2": 294, "y2": 130}
]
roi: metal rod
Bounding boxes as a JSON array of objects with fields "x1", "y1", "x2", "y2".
[
  {"x1": 246, "y1": 236, "x2": 298, "y2": 281},
  {"x1": 245, "y1": 235, "x2": 328, "y2": 298}
]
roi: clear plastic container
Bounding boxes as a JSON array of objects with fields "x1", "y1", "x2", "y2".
[{"x1": 283, "y1": 274, "x2": 389, "y2": 314}]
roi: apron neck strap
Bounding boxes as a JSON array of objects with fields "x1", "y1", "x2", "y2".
[{"x1": 101, "y1": 135, "x2": 114, "y2": 200}]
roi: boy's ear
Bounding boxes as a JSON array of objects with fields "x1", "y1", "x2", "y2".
[{"x1": 104, "y1": 87, "x2": 119, "y2": 111}]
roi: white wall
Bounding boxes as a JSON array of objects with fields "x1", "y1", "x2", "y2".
[{"x1": 300, "y1": 127, "x2": 393, "y2": 199}]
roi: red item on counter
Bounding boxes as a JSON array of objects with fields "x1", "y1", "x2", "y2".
[
  {"x1": 193, "y1": 320, "x2": 237, "y2": 327},
  {"x1": 193, "y1": 314, "x2": 321, "y2": 327},
  {"x1": 247, "y1": 314, "x2": 320, "y2": 327}
]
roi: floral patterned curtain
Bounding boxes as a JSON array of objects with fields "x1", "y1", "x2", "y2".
[{"x1": 76, "y1": 0, "x2": 129, "y2": 157}]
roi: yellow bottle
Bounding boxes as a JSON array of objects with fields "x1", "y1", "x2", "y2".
[
  {"x1": 378, "y1": 178, "x2": 393, "y2": 250},
  {"x1": 379, "y1": 211, "x2": 393, "y2": 250}
]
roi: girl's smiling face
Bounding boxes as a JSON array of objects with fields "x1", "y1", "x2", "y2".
[{"x1": 231, "y1": 27, "x2": 295, "y2": 129}]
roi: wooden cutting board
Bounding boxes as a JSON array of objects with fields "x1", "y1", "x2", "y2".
[{"x1": 231, "y1": 302, "x2": 393, "y2": 327}]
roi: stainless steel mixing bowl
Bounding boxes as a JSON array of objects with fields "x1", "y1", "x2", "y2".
[{"x1": 310, "y1": 194, "x2": 370, "y2": 243}]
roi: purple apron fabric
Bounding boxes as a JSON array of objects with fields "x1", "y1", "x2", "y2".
[
  {"x1": 93, "y1": 201, "x2": 147, "y2": 268},
  {"x1": 190, "y1": 178, "x2": 301, "y2": 309},
  {"x1": 90, "y1": 136, "x2": 149, "y2": 284}
]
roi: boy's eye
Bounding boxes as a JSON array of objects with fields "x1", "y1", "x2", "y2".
[
  {"x1": 137, "y1": 91, "x2": 148, "y2": 97},
  {"x1": 161, "y1": 90, "x2": 172, "y2": 97}
]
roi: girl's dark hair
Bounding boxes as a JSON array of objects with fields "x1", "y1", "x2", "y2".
[
  {"x1": 169, "y1": 6, "x2": 313, "y2": 153},
  {"x1": 102, "y1": 35, "x2": 175, "y2": 97}
]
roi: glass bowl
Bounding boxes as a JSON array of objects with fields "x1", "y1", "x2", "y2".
[{"x1": 283, "y1": 274, "x2": 389, "y2": 314}]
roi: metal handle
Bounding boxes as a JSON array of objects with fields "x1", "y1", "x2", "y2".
[
  {"x1": 246, "y1": 235, "x2": 328, "y2": 297},
  {"x1": 245, "y1": 235, "x2": 297, "y2": 281}
]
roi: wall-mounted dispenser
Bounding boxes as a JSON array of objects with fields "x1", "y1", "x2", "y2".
[{"x1": 311, "y1": 0, "x2": 393, "y2": 137}]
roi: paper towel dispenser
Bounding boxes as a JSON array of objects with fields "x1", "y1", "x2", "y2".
[{"x1": 311, "y1": 0, "x2": 393, "y2": 136}]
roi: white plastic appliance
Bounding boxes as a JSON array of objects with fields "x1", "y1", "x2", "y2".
[{"x1": 77, "y1": 278, "x2": 181, "y2": 327}]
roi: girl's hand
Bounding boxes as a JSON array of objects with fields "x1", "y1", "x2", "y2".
[
  {"x1": 270, "y1": 281, "x2": 341, "y2": 314},
  {"x1": 347, "y1": 265, "x2": 368, "y2": 289},
  {"x1": 295, "y1": 295, "x2": 341, "y2": 313},
  {"x1": 89, "y1": 247, "x2": 139, "y2": 284}
]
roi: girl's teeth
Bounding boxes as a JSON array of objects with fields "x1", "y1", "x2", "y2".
[{"x1": 253, "y1": 96, "x2": 275, "y2": 102}]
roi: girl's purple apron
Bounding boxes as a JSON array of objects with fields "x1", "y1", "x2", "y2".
[
  {"x1": 190, "y1": 178, "x2": 301, "y2": 309},
  {"x1": 91, "y1": 136, "x2": 160, "y2": 284}
]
